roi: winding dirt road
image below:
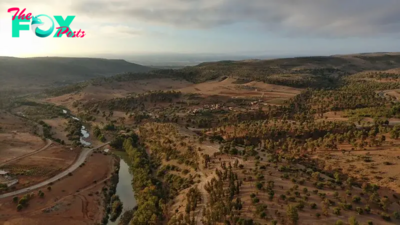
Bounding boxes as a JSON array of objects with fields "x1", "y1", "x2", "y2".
[{"x1": 0, "y1": 142, "x2": 109, "y2": 199}]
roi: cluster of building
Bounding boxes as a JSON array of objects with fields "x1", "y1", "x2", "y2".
[{"x1": 0, "y1": 170, "x2": 18, "y2": 188}]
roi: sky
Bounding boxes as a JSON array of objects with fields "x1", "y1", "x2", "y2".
[{"x1": 0, "y1": 0, "x2": 400, "y2": 59}]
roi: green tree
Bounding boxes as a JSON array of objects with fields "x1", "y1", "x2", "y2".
[
  {"x1": 348, "y1": 216, "x2": 359, "y2": 225},
  {"x1": 286, "y1": 204, "x2": 299, "y2": 225},
  {"x1": 335, "y1": 220, "x2": 344, "y2": 225}
]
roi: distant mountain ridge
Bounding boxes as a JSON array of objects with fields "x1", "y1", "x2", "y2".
[{"x1": 0, "y1": 57, "x2": 152, "y2": 90}]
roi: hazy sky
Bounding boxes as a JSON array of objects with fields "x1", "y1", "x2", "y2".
[{"x1": 0, "y1": 0, "x2": 400, "y2": 57}]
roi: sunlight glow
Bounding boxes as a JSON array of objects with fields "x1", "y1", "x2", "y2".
[{"x1": 0, "y1": 18, "x2": 51, "y2": 57}]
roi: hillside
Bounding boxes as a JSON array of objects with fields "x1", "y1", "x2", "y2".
[
  {"x1": 155, "y1": 53, "x2": 400, "y2": 88},
  {"x1": 0, "y1": 57, "x2": 152, "y2": 91}
]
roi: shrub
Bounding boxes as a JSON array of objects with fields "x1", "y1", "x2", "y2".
[
  {"x1": 256, "y1": 182, "x2": 263, "y2": 190},
  {"x1": 381, "y1": 212, "x2": 391, "y2": 221},
  {"x1": 335, "y1": 220, "x2": 344, "y2": 225},
  {"x1": 393, "y1": 211, "x2": 400, "y2": 220},
  {"x1": 364, "y1": 205, "x2": 371, "y2": 214},
  {"x1": 18, "y1": 196, "x2": 28, "y2": 206},
  {"x1": 296, "y1": 200, "x2": 305, "y2": 210},
  {"x1": 340, "y1": 202, "x2": 352, "y2": 210},
  {"x1": 333, "y1": 207, "x2": 341, "y2": 215},
  {"x1": 352, "y1": 196, "x2": 361, "y2": 203},
  {"x1": 252, "y1": 197, "x2": 260, "y2": 204},
  {"x1": 310, "y1": 203, "x2": 317, "y2": 209},
  {"x1": 355, "y1": 207, "x2": 364, "y2": 215},
  {"x1": 348, "y1": 216, "x2": 359, "y2": 225},
  {"x1": 286, "y1": 205, "x2": 299, "y2": 225}
]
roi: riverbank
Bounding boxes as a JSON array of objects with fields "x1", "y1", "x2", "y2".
[{"x1": 102, "y1": 152, "x2": 137, "y2": 225}]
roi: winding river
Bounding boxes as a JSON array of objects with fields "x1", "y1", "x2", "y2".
[
  {"x1": 63, "y1": 109, "x2": 136, "y2": 224},
  {"x1": 62, "y1": 110, "x2": 91, "y2": 146}
]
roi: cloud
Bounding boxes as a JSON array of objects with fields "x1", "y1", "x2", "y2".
[
  {"x1": 99, "y1": 25, "x2": 144, "y2": 37},
  {"x1": 69, "y1": 0, "x2": 400, "y2": 37},
  {"x1": 2, "y1": 0, "x2": 400, "y2": 38}
]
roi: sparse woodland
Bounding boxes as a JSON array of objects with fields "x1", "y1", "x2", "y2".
[{"x1": 5, "y1": 54, "x2": 400, "y2": 224}]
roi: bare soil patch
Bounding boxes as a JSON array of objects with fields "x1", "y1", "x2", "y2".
[
  {"x1": 178, "y1": 78, "x2": 301, "y2": 102},
  {"x1": 0, "y1": 144, "x2": 79, "y2": 191},
  {"x1": 43, "y1": 118, "x2": 70, "y2": 144},
  {"x1": 45, "y1": 78, "x2": 192, "y2": 109},
  {"x1": 0, "y1": 133, "x2": 46, "y2": 164}
]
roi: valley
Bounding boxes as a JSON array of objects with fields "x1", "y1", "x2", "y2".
[{"x1": 2, "y1": 53, "x2": 400, "y2": 225}]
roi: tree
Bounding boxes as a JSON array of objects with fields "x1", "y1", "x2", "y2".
[
  {"x1": 334, "y1": 172, "x2": 340, "y2": 182},
  {"x1": 256, "y1": 182, "x2": 263, "y2": 190},
  {"x1": 16, "y1": 204, "x2": 22, "y2": 211},
  {"x1": 13, "y1": 196, "x2": 18, "y2": 203},
  {"x1": 380, "y1": 197, "x2": 391, "y2": 211},
  {"x1": 322, "y1": 200, "x2": 329, "y2": 216},
  {"x1": 333, "y1": 207, "x2": 341, "y2": 215},
  {"x1": 369, "y1": 192, "x2": 380, "y2": 204},
  {"x1": 335, "y1": 220, "x2": 344, "y2": 225},
  {"x1": 286, "y1": 205, "x2": 299, "y2": 225},
  {"x1": 352, "y1": 196, "x2": 361, "y2": 203},
  {"x1": 348, "y1": 216, "x2": 359, "y2": 225},
  {"x1": 393, "y1": 211, "x2": 400, "y2": 220},
  {"x1": 312, "y1": 172, "x2": 320, "y2": 181},
  {"x1": 18, "y1": 196, "x2": 28, "y2": 206}
]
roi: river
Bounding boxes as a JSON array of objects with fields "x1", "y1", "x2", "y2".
[
  {"x1": 108, "y1": 159, "x2": 137, "y2": 225},
  {"x1": 62, "y1": 110, "x2": 91, "y2": 146},
  {"x1": 62, "y1": 110, "x2": 136, "y2": 224}
]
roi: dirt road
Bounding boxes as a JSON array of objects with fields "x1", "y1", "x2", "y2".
[
  {"x1": 0, "y1": 139, "x2": 53, "y2": 167},
  {"x1": 0, "y1": 142, "x2": 109, "y2": 199}
]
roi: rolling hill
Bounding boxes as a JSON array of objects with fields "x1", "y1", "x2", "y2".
[
  {"x1": 0, "y1": 57, "x2": 152, "y2": 91},
  {"x1": 155, "y1": 53, "x2": 400, "y2": 87}
]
